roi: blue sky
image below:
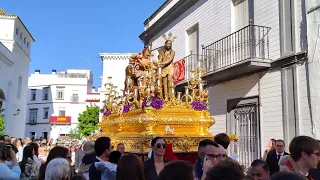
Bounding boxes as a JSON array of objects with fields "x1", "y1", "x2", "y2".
[{"x1": 2, "y1": 0, "x2": 164, "y2": 88}]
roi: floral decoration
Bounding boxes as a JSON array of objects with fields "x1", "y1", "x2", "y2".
[
  {"x1": 103, "y1": 109, "x2": 111, "y2": 116},
  {"x1": 191, "y1": 101, "x2": 207, "y2": 111},
  {"x1": 151, "y1": 98, "x2": 164, "y2": 109},
  {"x1": 123, "y1": 105, "x2": 131, "y2": 113},
  {"x1": 142, "y1": 98, "x2": 164, "y2": 110},
  {"x1": 142, "y1": 100, "x2": 147, "y2": 109}
]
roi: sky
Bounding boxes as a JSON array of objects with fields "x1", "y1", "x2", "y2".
[{"x1": 2, "y1": 0, "x2": 164, "y2": 88}]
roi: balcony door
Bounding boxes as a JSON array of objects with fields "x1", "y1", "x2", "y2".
[
  {"x1": 186, "y1": 24, "x2": 199, "y2": 79},
  {"x1": 232, "y1": 0, "x2": 254, "y2": 31}
]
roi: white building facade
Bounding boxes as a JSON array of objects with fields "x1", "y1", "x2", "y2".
[
  {"x1": 0, "y1": 9, "x2": 35, "y2": 138},
  {"x1": 140, "y1": 0, "x2": 311, "y2": 167},
  {"x1": 98, "y1": 53, "x2": 131, "y2": 121},
  {"x1": 26, "y1": 69, "x2": 99, "y2": 139}
]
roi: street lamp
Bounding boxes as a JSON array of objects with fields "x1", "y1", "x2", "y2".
[{"x1": 14, "y1": 109, "x2": 20, "y2": 116}]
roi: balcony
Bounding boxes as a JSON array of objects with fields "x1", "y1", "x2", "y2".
[
  {"x1": 50, "y1": 116, "x2": 71, "y2": 124},
  {"x1": 201, "y1": 24, "x2": 271, "y2": 84},
  {"x1": 177, "y1": 25, "x2": 272, "y2": 88}
]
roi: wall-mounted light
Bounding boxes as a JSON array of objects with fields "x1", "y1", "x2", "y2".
[{"x1": 14, "y1": 109, "x2": 20, "y2": 116}]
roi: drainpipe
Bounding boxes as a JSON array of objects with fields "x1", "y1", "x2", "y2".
[{"x1": 306, "y1": 0, "x2": 320, "y2": 139}]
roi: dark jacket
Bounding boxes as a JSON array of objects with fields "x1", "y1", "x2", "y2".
[
  {"x1": 89, "y1": 158, "x2": 101, "y2": 180},
  {"x1": 266, "y1": 150, "x2": 289, "y2": 176},
  {"x1": 143, "y1": 158, "x2": 169, "y2": 180},
  {"x1": 309, "y1": 163, "x2": 320, "y2": 180},
  {"x1": 194, "y1": 157, "x2": 203, "y2": 180}
]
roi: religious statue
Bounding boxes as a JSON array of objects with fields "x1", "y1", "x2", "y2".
[{"x1": 155, "y1": 33, "x2": 176, "y2": 101}]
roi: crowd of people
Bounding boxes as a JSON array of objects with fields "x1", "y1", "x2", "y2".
[{"x1": 0, "y1": 133, "x2": 319, "y2": 180}]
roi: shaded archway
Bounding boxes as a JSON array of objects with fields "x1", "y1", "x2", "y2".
[{"x1": 0, "y1": 89, "x2": 5, "y2": 109}]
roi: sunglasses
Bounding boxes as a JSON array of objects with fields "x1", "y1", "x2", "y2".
[
  {"x1": 220, "y1": 154, "x2": 227, "y2": 158},
  {"x1": 156, "y1": 143, "x2": 166, "y2": 149}
]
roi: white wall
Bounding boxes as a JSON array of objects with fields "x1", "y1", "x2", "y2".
[
  {"x1": 149, "y1": 0, "x2": 232, "y2": 61},
  {"x1": 25, "y1": 70, "x2": 94, "y2": 138},
  {"x1": 0, "y1": 43, "x2": 31, "y2": 138},
  {"x1": 100, "y1": 53, "x2": 130, "y2": 95}
]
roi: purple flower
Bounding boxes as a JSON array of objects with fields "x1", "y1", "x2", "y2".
[
  {"x1": 123, "y1": 105, "x2": 131, "y2": 113},
  {"x1": 103, "y1": 109, "x2": 111, "y2": 116},
  {"x1": 191, "y1": 101, "x2": 207, "y2": 111},
  {"x1": 151, "y1": 98, "x2": 164, "y2": 109},
  {"x1": 142, "y1": 100, "x2": 147, "y2": 109},
  {"x1": 99, "y1": 128, "x2": 103, "y2": 133}
]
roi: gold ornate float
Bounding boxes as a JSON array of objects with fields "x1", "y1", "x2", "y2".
[{"x1": 99, "y1": 33, "x2": 215, "y2": 153}]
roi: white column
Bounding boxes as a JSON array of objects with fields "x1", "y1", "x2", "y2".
[{"x1": 306, "y1": 0, "x2": 320, "y2": 139}]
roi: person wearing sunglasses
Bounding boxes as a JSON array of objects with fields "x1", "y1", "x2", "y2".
[
  {"x1": 194, "y1": 139, "x2": 220, "y2": 180},
  {"x1": 144, "y1": 137, "x2": 169, "y2": 180}
]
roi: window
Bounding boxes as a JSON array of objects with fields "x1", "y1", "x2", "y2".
[
  {"x1": 186, "y1": 24, "x2": 199, "y2": 71},
  {"x1": 30, "y1": 132, "x2": 36, "y2": 140},
  {"x1": 43, "y1": 132, "x2": 48, "y2": 140},
  {"x1": 29, "y1": 109, "x2": 38, "y2": 123},
  {"x1": 27, "y1": 42, "x2": 29, "y2": 48},
  {"x1": 42, "y1": 87, "x2": 49, "y2": 100},
  {"x1": 20, "y1": 33, "x2": 22, "y2": 40},
  {"x1": 233, "y1": 0, "x2": 250, "y2": 31},
  {"x1": 17, "y1": 76, "x2": 22, "y2": 100},
  {"x1": 31, "y1": 89, "x2": 36, "y2": 101},
  {"x1": 15, "y1": 28, "x2": 19, "y2": 35},
  {"x1": 279, "y1": 0, "x2": 295, "y2": 56},
  {"x1": 56, "y1": 87, "x2": 65, "y2": 99},
  {"x1": 187, "y1": 24, "x2": 199, "y2": 55},
  {"x1": 59, "y1": 110, "x2": 66, "y2": 116},
  {"x1": 43, "y1": 107, "x2": 49, "y2": 119},
  {"x1": 71, "y1": 93, "x2": 79, "y2": 102},
  {"x1": 23, "y1": 38, "x2": 26, "y2": 44}
]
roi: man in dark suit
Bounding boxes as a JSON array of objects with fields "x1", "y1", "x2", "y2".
[
  {"x1": 266, "y1": 139, "x2": 289, "y2": 176},
  {"x1": 89, "y1": 137, "x2": 112, "y2": 180}
]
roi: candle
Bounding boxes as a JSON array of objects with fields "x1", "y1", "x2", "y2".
[
  {"x1": 171, "y1": 87, "x2": 175, "y2": 96},
  {"x1": 108, "y1": 77, "x2": 112, "y2": 82},
  {"x1": 177, "y1": 92, "x2": 182, "y2": 100},
  {"x1": 134, "y1": 89, "x2": 138, "y2": 96},
  {"x1": 198, "y1": 61, "x2": 201, "y2": 68},
  {"x1": 146, "y1": 71, "x2": 149, "y2": 77},
  {"x1": 138, "y1": 80, "x2": 143, "y2": 87},
  {"x1": 185, "y1": 86, "x2": 189, "y2": 95},
  {"x1": 199, "y1": 82, "x2": 203, "y2": 92}
]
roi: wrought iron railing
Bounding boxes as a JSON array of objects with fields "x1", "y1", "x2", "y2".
[
  {"x1": 202, "y1": 24, "x2": 271, "y2": 73},
  {"x1": 184, "y1": 54, "x2": 206, "y2": 80}
]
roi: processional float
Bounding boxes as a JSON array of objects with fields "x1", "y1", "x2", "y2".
[{"x1": 98, "y1": 33, "x2": 237, "y2": 154}]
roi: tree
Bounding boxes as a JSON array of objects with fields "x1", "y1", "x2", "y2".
[
  {"x1": 77, "y1": 105, "x2": 99, "y2": 136},
  {"x1": 0, "y1": 109, "x2": 5, "y2": 136},
  {"x1": 68, "y1": 127, "x2": 83, "y2": 140}
]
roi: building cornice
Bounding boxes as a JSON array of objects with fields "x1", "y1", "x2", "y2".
[
  {"x1": 143, "y1": 0, "x2": 173, "y2": 25},
  {"x1": 0, "y1": 8, "x2": 35, "y2": 42},
  {"x1": 99, "y1": 53, "x2": 132, "y2": 61},
  {"x1": 139, "y1": 0, "x2": 200, "y2": 43}
]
